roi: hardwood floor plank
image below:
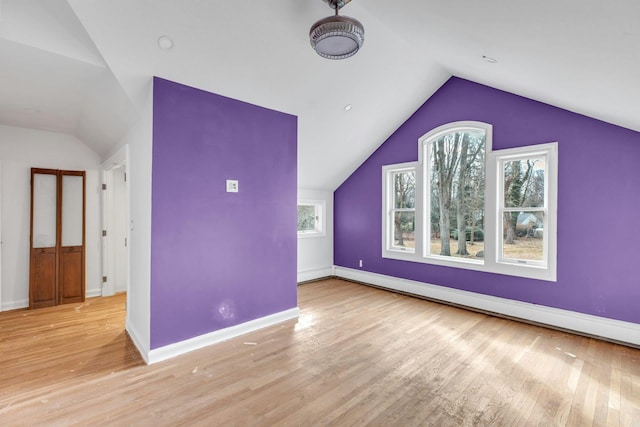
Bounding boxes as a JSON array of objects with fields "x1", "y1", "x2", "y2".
[
  {"x1": 539, "y1": 335, "x2": 578, "y2": 425},
  {"x1": 606, "y1": 347, "x2": 623, "y2": 426},
  {"x1": 1, "y1": 279, "x2": 639, "y2": 426}
]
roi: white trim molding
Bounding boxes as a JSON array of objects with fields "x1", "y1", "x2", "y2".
[
  {"x1": 1, "y1": 291, "x2": 115, "y2": 311},
  {"x1": 86, "y1": 289, "x2": 102, "y2": 298},
  {"x1": 1, "y1": 299, "x2": 28, "y2": 311},
  {"x1": 334, "y1": 266, "x2": 640, "y2": 347},
  {"x1": 147, "y1": 307, "x2": 300, "y2": 365},
  {"x1": 298, "y1": 266, "x2": 334, "y2": 283},
  {"x1": 126, "y1": 319, "x2": 150, "y2": 364}
]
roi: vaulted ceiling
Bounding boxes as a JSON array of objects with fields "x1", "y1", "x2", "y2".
[{"x1": 1, "y1": 0, "x2": 638, "y2": 190}]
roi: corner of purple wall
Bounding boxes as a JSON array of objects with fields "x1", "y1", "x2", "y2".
[{"x1": 150, "y1": 77, "x2": 298, "y2": 349}]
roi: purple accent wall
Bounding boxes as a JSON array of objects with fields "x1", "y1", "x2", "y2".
[
  {"x1": 335, "y1": 77, "x2": 640, "y2": 324},
  {"x1": 151, "y1": 77, "x2": 297, "y2": 349}
]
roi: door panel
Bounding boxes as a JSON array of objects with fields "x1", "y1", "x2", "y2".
[
  {"x1": 61, "y1": 175, "x2": 83, "y2": 246},
  {"x1": 32, "y1": 173, "x2": 58, "y2": 248},
  {"x1": 60, "y1": 247, "x2": 83, "y2": 303},
  {"x1": 30, "y1": 247, "x2": 57, "y2": 308}
]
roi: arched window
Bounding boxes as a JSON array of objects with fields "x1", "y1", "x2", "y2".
[
  {"x1": 420, "y1": 122, "x2": 490, "y2": 261},
  {"x1": 382, "y1": 121, "x2": 557, "y2": 281}
]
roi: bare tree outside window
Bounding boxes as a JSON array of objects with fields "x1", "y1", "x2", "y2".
[
  {"x1": 501, "y1": 158, "x2": 546, "y2": 261},
  {"x1": 383, "y1": 123, "x2": 556, "y2": 281},
  {"x1": 391, "y1": 170, "x2": 415, "y2": 250},
  {"x1": 297, "y1": 201, "x2": 324, "y2": 236},
  {"x1": 429, "y1": 130, "x2": 485, "y2": 258}
]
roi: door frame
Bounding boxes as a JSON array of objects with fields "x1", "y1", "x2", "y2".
[{"x1": 101, "y1": 145, "x2": 130, "y2": 299}]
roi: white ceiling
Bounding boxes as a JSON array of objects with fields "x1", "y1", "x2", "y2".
[{"x1": 1, "y1": 0, "x2": 638, "y2": 190}]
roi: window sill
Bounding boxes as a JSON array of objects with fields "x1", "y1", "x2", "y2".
[
  {"x1": 297, "y1": 231, "x2": 326, "y2": 239},
  {"x1": 382, "y1": 250, "x2": 556, "y2": 282}
]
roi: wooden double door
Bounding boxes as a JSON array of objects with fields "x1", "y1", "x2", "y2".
[{"x1": 29, "y1": 168, "x2": 86, "y2": 309}]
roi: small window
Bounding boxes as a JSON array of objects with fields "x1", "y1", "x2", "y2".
[
  {"x1": 297, "y1": 200, "x2": 325, "y2": 237},
  {"x1": 383, "y1": 163, "x2": 417, "y2": 254}
]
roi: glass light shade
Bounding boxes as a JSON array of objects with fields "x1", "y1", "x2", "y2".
[{"x1": 309, "y1": 15, "x2": 364, "y2": 60}]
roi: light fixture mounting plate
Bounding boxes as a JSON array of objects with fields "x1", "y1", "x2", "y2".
[{"x1": 322, "y1": 0, "x2": 352, "y2": 10}]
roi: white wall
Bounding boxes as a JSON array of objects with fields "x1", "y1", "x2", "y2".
[
  {"x1": 297, "y1": 188, "x2": 334, "y2": 283},
  {"x1": 113, "y1": 81, "x2": 153, "y2": 362},
  {"x1": 0, "y1": 124, "x2": 102, "y2": 310}
]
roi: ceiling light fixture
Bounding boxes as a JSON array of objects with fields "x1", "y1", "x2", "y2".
[
  {"x1": 344, "y1": 104, "x2": 352, "y2": 111},
  {"x1": 482, "y1": 55, "x2": 497, "y2": 64},
  {"x1": 310, "y1": 0, "x2": 364, "y2": 60}
]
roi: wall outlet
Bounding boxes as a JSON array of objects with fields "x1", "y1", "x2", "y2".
[
  {"x1": 226, "y1": 179, "x2": 239, "y2": 193},
  {"x1": 359, "y1": 259, "x2": 363, "y2": 268}
]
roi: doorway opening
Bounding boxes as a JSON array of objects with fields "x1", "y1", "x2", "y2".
[{"x1": 101, "y1": 146, "x2": 130, "y2": 313}]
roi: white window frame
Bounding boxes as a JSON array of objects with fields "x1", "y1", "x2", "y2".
[
  {"x1": 297, "y1": 199, "x2": 326, "y2": 238},
  {"x1": 382, "y1": 162, "x2": 419, "y2": 259},
  {"x1": 382, "y1": 121, "x2": 558, "y2": 282},
  {"x1": 419, "y1": 121, "x2": 491, "y2": 268},
  {"x1": 492, "y1": 142, "x2": 558, "y2": 281}
]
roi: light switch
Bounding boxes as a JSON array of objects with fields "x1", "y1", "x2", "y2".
[{"x1": 226, "y1": 179, "x2": 239, "y2": 193}]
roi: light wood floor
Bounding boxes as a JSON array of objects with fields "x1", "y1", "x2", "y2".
[{"x1": 1, "y1": 279, "x2": 639, "y2": 426}]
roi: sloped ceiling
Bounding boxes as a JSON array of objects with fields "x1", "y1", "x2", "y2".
[
  {"x1": 1, "y1": 0, "x2": 638, "y2": 190},
  {"x1": 0, "y1": 0, "x2": 137, "y2": 156}
]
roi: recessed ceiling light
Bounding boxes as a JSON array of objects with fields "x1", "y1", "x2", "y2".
[
  {"x1": 344, "y1": 104, "x2": 352, "y2": 111},
  {"x1": 482, "y1": 55, "x2": 497, "y2": 64},
  {"x1": 158, "y1": 35, "x2": 174, "y2": 50}
]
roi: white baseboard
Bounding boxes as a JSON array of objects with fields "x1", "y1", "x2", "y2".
[
  {"x1": 1, "y1": 289, "x2": 105, "y2": 311},
  {"x1": 126, "y1": 318, "x2": 150, "y2": 364},
  {"x1": 335, "y1": 267, "x2": 640, "y2": 347},
  {"x1": 147, "y1": 307, "x2": 300, "y2": 365},
  {"x1": 297, "y1": 266, "x2": 334, "y2": 283},
  {"x1": 1, "y1": 299, "x2": 28, "y2": 311},
  {"x1": 86, "y1": 288, "x2": 102, "y2": 298}
]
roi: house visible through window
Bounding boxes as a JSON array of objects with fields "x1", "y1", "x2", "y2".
[
  {"x1": 382, "y1": 121, "x2": 557, "y2": 281},
  {"x1": 496, "y1": 144, "x2": 555, "y2": 271}
]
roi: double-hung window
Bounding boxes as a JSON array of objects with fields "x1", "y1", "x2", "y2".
[
  {"x1": 494, "y1": 143, "x2": 557, "y2": 278},
  {"x1": 382, "y1": 121, "x2": 557, "y2": 281},
  {"x1": 383, "y1": 163, "x2": 417, "y2": 253}
]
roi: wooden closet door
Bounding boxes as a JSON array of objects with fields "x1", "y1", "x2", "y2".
[
  {"x1": 29, "y1": 169, "x2": 86, "y2": 308},
  {"x1": 30, "y1": 169, "x2": 59, "y2": 309}
]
